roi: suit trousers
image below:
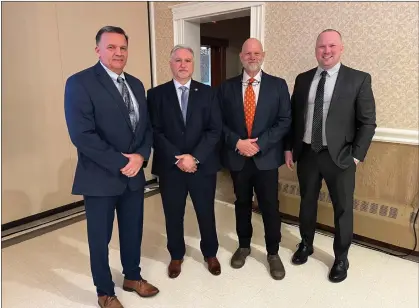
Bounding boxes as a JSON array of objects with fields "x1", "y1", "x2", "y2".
[
  {"x1": 230, "y1": 158, "x2": 281, "y2": 255},
  {"x1": 84, "y1": 187, "x2": 144, "y2": 296},
  {"x1": 297, "y1": 143, "x2": 356, "y2": 261},
  {"x1": 159, "y1": 168, "x2": 219, "y2": 260}
]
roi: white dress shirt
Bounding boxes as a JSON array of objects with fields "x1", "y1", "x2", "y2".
[
  {"x1": 173, "y1": 78, "x2": 192, "y2": 109},
  {"x1": 100, "y1": 61, "x2": 140, "y2": 123},
  {"x1": 242, "y1": 70, "x2": 262, "y2": 105},
  {"x1": 303, "y1": 62, "x2": 341, "y2": 145}
]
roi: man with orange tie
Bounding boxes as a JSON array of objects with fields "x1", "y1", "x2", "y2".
[{"x1": 218, "y1": 38, "x2": 292, "y2": 280}]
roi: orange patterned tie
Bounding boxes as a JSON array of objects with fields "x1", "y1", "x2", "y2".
[{"x1": 244, "y1": 77, "x2": 256, "y2": 138}]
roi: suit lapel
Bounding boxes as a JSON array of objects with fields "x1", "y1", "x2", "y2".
[
  {"x1": 186, "y1": 80, "x2": 200, "y2": 124},
  {"x1": 328, "y1": 64, "x2": 346, "y2": 117},
  {"x1": 94, "y1": 62, "x2": 133, "y2": 132},
  {"x1": 166, "y1": 81, "x2": 186, "y2": 128},
  {"x1": 303, "y1": 69, "x2": 317, "y2": 113},
  {"x1": 251, "y1": 71, "x2": 269, "y2": 135},
  {"x1": 233, "y1": 75, "x2": 247, "y2": 132}
]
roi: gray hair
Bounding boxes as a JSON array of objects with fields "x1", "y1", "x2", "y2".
[{"x1": 170, "y1": 44, "x2": 194, "y2": 59}]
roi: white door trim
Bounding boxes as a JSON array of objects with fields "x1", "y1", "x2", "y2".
[{"x1": 170, "y1": 2, "x2": 265, "y2": 47}]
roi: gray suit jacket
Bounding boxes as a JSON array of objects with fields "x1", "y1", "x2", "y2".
[{"x1": 285, "y1": 64, "x2": 377, "y2": 169}]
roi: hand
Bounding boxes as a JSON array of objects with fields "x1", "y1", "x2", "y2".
[
  {"x1": 120, "y1": 153, "x2": 144, "y2": 177},
  {"x1": 285, "y1": 151, "x2": 294, "y2": 171},
  {"x1": 236, "y1": 138, "x2": 259, "y2": 157},
  {"x1": 175, "y1": 154, "x2": 197, "y2": 173},
  {"x1": 353, "y1": 157, "x2": 360, "y2": 165}
]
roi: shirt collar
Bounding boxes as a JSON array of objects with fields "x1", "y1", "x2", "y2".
[
  {"x1": 100, "y1": 61, "x2": 125, "y2": 81},
  {"x1": 242, "y1": 69, "x2": 262, "y2": 83},
  {"x1": 316, "y1": 62, "x2": 341, "y2": 77},
  {"x1": 173, "y1": 78, "x2": 192, "y2": 90}
]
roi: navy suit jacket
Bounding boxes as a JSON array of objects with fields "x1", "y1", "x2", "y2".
[
  {"x1": 64, "y1": 62, "x2": 153, "y2": 196},
  {"x1": 218, "y1": 71, "x2": 292, "y2": 171},
  {"x1": 147, "y1": 80, "x2": 222, "y2": 176}
]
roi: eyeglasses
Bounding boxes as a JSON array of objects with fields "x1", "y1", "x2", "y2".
[{"x1": 241, "y1": 79, "x2": 260, "y2": 86}]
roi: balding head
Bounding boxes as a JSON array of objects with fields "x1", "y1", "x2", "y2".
[
  {"x1": 315, "y1": 29, "x2": 344, "y2": 70},
  {"x1": 240, "y1": 38, "x2": 265, "y2": 76}
]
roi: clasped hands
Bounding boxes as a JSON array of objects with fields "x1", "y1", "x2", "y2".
[
  {"x1": 236, "y1": 138, "x2": 260, "y2": 157},
  {"x1": 175, "y1": 154, "x2": 197, "y2": 173},
  {"x1": 120, "y1": 153, "x2": 144, "y2": 177}
]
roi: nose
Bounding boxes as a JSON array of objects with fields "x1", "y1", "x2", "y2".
[{"x1": 115, "y1": 47, "x2": 123, "y2": 56}]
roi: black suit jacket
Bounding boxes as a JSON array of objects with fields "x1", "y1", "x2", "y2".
[
  {"x1": 285, "y1": 64, "x2": 377, "y2": 169},
  {"x1": 64, "y1": 62, "x2": 153, "y2": 196},
  {"x1": 218, "y1": 71, "x2": 292, "y2": 171},
  {"x1": 147, "y1": 80, "x2": 222, "y2": 176}
]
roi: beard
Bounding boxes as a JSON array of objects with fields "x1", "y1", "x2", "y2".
[{"x1": 243, "y1": 61, "x2": 262, "y2": 73}]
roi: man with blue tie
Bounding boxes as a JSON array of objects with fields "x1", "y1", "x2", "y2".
[
  {"x1": 147, "y1": 45, "x2": 222, "y2": 279},
  {"x1": 64, "y1": 26, "x2": 159, "y2": 308}
]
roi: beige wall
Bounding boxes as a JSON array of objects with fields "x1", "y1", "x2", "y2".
[
  {"x1": 2, "y1": 2, "x2": 151, "y2": 224},
  {"x1": 264, "y1": 2, "x2": 418, "y2": 130}
]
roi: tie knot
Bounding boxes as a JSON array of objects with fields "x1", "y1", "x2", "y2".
[
  {"x1": 179, "y1": 86, "x2": 188, "y2": 92},
  {"x1": 248, "y1": 78, "x2": 255, "y2": 85},
  {"x1": 117, "y1": 76, "x2": 125, "y2": 83},
  {"x1": 320, "y1": 71, "x2": 328, "y2": 78}
]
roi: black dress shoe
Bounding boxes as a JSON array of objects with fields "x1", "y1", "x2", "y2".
[
  {"x1": 328, "y1": 259, "x2": 349, "y2": 283},
  {"x1": 291, "y1": 242, "x2": 313, "y2": 265}
]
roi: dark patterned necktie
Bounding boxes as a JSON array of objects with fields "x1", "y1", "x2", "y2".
[
  {"x1": 117, "y1": 77, "x2": 137, "y2": 130},
  {"x1": 311, "y1": 70, "x2": 328, "y2": 152}
]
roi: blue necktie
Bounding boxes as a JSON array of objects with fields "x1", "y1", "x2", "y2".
[{"x1": 179, "y1": 86, "x2": 189, "y2": 123}]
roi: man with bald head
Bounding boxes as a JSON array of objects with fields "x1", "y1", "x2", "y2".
[
  {"x1": 285, "y1": 29, "x2": 376, "y2": 282},
  {"x1": 218, "y1": 38, "x2": 291, "y2": 280}
]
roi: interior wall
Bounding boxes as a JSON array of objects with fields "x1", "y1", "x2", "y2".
[
  {"x1": 2, "y1": 2, "x2": 152, "y2": 224},
  {"x1": 264, "y1": 2, "x2": 418, "y2": 130}
]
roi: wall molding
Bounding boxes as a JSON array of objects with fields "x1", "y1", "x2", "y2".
[
  {"x1": 170, "y1": 2, "x2": 265, "y2": 47},
  {"x1": 171, "y1": 2, "x2": 265, "y2": 21},
  {"x1": 373, "y1": 128, "x2": 419, "y2": 145}
]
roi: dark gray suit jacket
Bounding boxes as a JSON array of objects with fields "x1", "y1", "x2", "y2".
[{"x1": 285, "y1": 64, "x2": 377, "y2": 169}]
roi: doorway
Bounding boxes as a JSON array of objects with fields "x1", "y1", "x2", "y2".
[
  {"x1": 171, "y1": 2, "x2": 265, "y2": 83},
  {"x1": 200, "y1": 16, "x2": 250, "y2": 87}
]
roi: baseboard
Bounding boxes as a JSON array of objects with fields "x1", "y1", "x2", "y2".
[
  {"x1": 1, "y1": 178, "x2": 159, "y2": 234},
  {"x1": 278, "y1": 180, "x2": 419, "y2": 252}
]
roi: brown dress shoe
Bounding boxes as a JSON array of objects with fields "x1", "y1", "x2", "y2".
[
  {"x1": 98, "y1": 295, "x2": 123, "y2": 308},
  {"x1": 168, "y1": 259, "x2": 183, "y2": 279},
  {"x1": 122, "y1": 279, "x2": 159, "y2": 298},
  {"x1": 204, "y1": 257, "x2": 221, "y2": 276}
]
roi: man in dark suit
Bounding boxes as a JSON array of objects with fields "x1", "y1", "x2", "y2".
[
  {"x1": 64, "y1": 26, "x2": 159, "y2": 308},
  {"x1": 218, "y1": 38, "x2": 291, "y2": 280},
  {"x1": 285, "y1": 29, "x2": 376, "y2": 283},
  {"x1": 147, "y1": 45, "x2": 222, "y2": 278}
]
